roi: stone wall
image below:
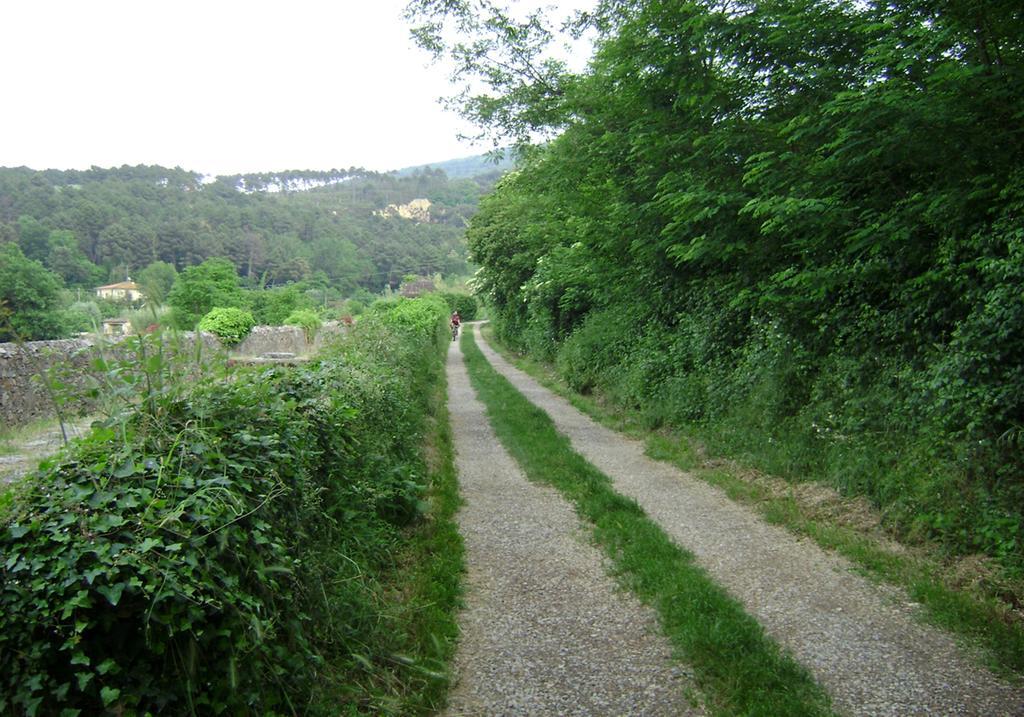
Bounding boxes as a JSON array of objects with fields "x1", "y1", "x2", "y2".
[
  {"x1": 0, "y1": 333, "x2": 219, "y2": 428},
  {"x1": 0, "y1": 323, "x2": 346, "y2": 428},
  {"x1": 0, "y1": 339, "x2": 95, "y2": 427}
]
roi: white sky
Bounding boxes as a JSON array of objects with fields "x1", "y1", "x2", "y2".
[{"x1": 0, "y1": 0, "x2": 593, "y2": 176}]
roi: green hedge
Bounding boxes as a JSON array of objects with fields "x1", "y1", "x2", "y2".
[
  {"x1": 437, "y1": 291, "x2": 479, "y2": 321},
  {"x1": 0, "y1": 296, "x2": 449, "y2": 715},
  {"x1": 198, "y1": 306, "x2": 256, "y2": 345},
  {"x1": 283, "y1": 308, "x2": 322, "y2": 342}
]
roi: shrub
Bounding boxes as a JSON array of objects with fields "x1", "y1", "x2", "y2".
[
  {"x1": 283, "y1": 308, "x2": 322, "y2": 342},
  {"x1": 437, "y1": 291, "x2": 479, "y2": 321},
  {"x1": 167, "y1": 258, "x2": 245, "y2": 329},
  {"x1": 198, "y1": 306, "x2": 255, "y2": 345},
  {"x1": 342, "y1": 298, "x2": 366, "y2": 317},
  {"x1": 249, "y1": 285, "x2": 314, "y2": 326},
  {"x1": 66, "y1": 301, "x2": 101, "y2": 333},
  {"x1": 0, "y1": 296, "x2": 449, "y2": 714}
]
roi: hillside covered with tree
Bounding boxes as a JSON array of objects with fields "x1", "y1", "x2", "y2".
[
  {"x1": 0, "y1": 163, "x2": 495, "y2": 338},
  {"x1": 409, "y1": 0, "x2": 1024, "y2": 574}
]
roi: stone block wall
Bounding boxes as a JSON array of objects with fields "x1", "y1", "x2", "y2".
[
  {"x1": 0, "y1": 324, "x2": 345, "y2": 429},
  {"x1": 0, "y1": 333, "x2": 223, "y2": 429},
  {"x1": 0, "y1": 339, "x2": 95, "y2": 427},
  {"x1": 231, "y1": 321, "x2": 345, "y2": 358}
]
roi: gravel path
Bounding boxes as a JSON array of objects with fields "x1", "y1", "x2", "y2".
[
  {"x1": 0, "y1": 418, "x2": 93, "y2": 485},
  {"x1": 443, "y1": 330, "x2": 704, "y2": 716},
  {"x1": 473, "y1": 324, "x2": 1024, "y2": 717}
]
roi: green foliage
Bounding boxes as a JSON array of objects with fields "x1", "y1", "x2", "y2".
[
  {"x1": 452, "y1": 0, "x2": 1024, "y2": 574},
  {"x1": 249, "y1": 284, "x2": 314, "y2": 326},
  {"x1": 342, "y1": 298, "x2": 366, "y2": 317},
  {"x1": 167, "y1": 257, "x2": 245, "y2": 329},
  {"x1": 198, "y1": 306, "x2": 256, "y2": 346},
  {"x1": 283, "y1": 309, "x2": 322, "y2": 342},
  {"x1": 136, "y1": 261, "x2": 178, "y2": 306},
  {"x1": 437, "y1": 291, "x2": 479, "y2": 321},
  {"x1": 0, "y1": 297, "x2": 450, "y2": 714},
  {"x1": 65, "y1": 301, "x2": 101, "y2": 334},
  {"x1": 0, "y1": 242, "x2": 69, "y2": 341}
]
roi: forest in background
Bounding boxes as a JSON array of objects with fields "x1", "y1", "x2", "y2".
[
  {"x1": 0, "y1": 161, "x2": 499, "y2": 339},
  {"x1": 409, "y1": 0, "x2": 1024, "y2": 574}
]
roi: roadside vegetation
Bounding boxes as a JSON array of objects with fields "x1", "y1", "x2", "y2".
[
  {"x1": 483, "y1": 325, "x2": 1024, "y2": 678},
  {"x1": 461, "y1": 330, "x2": 835, "y2": 716},
  {"x1": 408, "y1": 0, "x2": 1024, "y2": 599},
  {"x1": 0, "y1": 295, "x2": 463, "y2": 715}
]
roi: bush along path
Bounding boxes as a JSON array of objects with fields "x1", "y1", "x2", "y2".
[
  {"x1": 467, "y1": 323, "x2": 1024, "y2": 716},
  {"x1": 444, "y1": 326, "x2": 705, "y2": 715},
  {"x1": 0, "y1": 296, "x2": 459, "y2": 715}
]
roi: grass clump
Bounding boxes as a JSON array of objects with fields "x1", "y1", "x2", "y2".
[
  {"x1": 284, "y1": 308, "x2": 322, "y2": 342},
  {"x1": 460, "y1": 330, "x2": 835, "y2": 717}
]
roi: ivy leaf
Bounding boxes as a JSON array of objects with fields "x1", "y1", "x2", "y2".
[
  {"x1": 76, "y1": 672, "x2": 93, "y2": 691},
  {"x1": 113, "y1": 460, "x2": 137, "y2": 479},
  {"x1": 100, "y1": 686, "x2": 121, "y2": 706},
  {"x1": 93, "y1": 514, "x2": 127, "y2": 532},
  {"x1": 97, "y1": 583, "x2": 125, "y2": 607}
]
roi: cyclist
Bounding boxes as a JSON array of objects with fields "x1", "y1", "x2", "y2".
[{"x1": 450, "y1": 311, "x2": 461, "y2": 340}]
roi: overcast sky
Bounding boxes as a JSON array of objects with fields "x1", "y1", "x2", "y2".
[{"x1": 0, "y1": 0, "x2": 591, "y2": 176}]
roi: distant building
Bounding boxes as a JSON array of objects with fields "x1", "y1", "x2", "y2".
[
  {"x1": 101, "y1": 318, "x2": 132, "y2": 337},
  {"x1": 375, "y1": 198, "x2": 433, "y2": 223},
  {"x1": 96, "y1": 280, "x2": 145, "y2": 302}
]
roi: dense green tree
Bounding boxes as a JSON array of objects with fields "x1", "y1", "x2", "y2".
[
  {"x1": 421, "y1": 0, "x2": 1024, "y2": 568},
  {"x1": 137, "y1": 260, "x2": 179, "y2": 306},
  {"x1": 167, "y1": 257, "x2": 246, "y2": 328},
  {"x1": 46, "y1": 230, "x2": 103, "y2": 286},
  {"x1": 16, "y1": 216, "x2": 51, "y2": 263},
  {"x1": 96, "y1": 222, "x2": 135, "y2": 268},
  {"x1": 0, "y1": 243, "x2": 68, "y2": 341}
]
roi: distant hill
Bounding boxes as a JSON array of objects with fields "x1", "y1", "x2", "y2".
[
  {"x1": 394, "y1": 151, "x2": 514, "y2": 179},
  {"x1": 0, "y1": 163, "x2": 488, "y2": 296}
]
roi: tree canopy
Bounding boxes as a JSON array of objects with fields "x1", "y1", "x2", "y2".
[
  {"x1": 167, "y1": 258, "x2": 247, "y2": 329},
  {"x1": 415, "y1": 0, "x2": 1024, "y2": 570},
  {"x1": 0, "y1": 243, "x2": 68, "y2": 341},
  {"x1": 0, "y1": 163, "x2": 499, "y2": 296}
]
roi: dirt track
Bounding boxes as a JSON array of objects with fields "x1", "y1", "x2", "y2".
[
  {"x1": 456, "y1": 322, "x2": 1023, "y2": 716},
  {"x1": 443, "y1": 327, "x2": 704, "y2": 716}
]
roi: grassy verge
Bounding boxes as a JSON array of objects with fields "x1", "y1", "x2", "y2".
[
  {"x1": 371, "y1": 365, "x2": 465, "y2": 714},
  {"x1": 481, "y1": 325, "x2": 1024, "y2": 679},
  {"x1": 461, "y1": 330, "x2": 835, "y2": 716}
]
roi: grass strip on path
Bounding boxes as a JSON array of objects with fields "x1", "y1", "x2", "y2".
[
  {"x1": 482, "y1": 326, "x2": 1024, "y2": 680},
  {"x1": 460, "y1": 330, "x2": 835, "y2": 717}
]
